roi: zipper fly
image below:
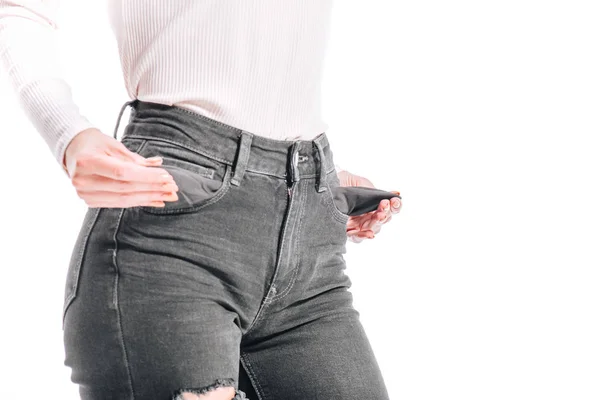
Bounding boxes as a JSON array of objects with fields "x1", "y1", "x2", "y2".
[
  {"x1": 287, "y1": 146, "x2": 300, "y2": 198},
  {"x1": 287, "y1": 179, "x2": 297, "y2": 198}
]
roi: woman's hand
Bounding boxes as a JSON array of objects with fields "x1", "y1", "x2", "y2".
[
  {"x1": 337, "y1": 170, "x2": 402, "y2": 243},
  {"x1": 63, "y1": 128, "x2": 179, "y2": 208}
]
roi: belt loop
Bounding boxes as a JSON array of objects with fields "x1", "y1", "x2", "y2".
[
  {"x1": 313, "y1": 139, "x2": 327, "y2": 193},
  {"x1": 231, "y1": 130, "x2": 253, "y2": 186},
  {"x1": 113, "y1": 99, "x2": 138, "y2": 141}
]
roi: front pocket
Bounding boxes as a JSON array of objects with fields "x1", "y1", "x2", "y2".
[
  {"x1": 130, "y1": 138, "x2": 233, "y2": 215},
  {"x1": 140, "y1": 160, "x2": 233, "y2": 215},
  {"x1": 321, "y1": 170, "x2": 351, "y2": 225}
]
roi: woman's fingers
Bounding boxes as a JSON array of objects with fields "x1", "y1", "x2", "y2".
[
  {"x1": 371, "y1": 221, "x2": 383, "y2": 235},
  {"x1": 75, "y1": 173, "x2": 179, "y2": 194},
  {"x1": 349, "y1": 230, "x2": 374, "y2": 242},
  {"x1": 70, "y1": 153, "x2": 182, "y2": 208},
  {"x1": 87, "y1": 200, "x2": 166, "y2": 208},
  {"x1": 391, "y1": 196, "x2": 402, "y2": 213},
  {"x1": 112, "y1": 140, "x2": 164, "y2": 166},
  {"x1": 75, "y1": 153, "x2": 174, "y2": 183},
  {"x1": 348, "y1": 234, "x2": 366, "y2": 243},
  {"x1": 63, "y1": 129, "x2": 180, "y2": 208},
  {"x1": 84, "y1": 190, "x2": 179, "y2": 208},
  {"x1": 346, "y1": 198, "x2": 399, "y2": 241},
  {"x1": 346, "y1": 214, "x2": 368, "y2": 234}
]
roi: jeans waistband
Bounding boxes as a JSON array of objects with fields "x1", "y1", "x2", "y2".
[{"x1": 113, "y1": 99, "x2": 334, "y2": 192}]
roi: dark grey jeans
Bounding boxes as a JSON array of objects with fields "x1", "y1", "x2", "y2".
[{"x1": 62, "y1": 100, "x2": 390, "y2": 400}]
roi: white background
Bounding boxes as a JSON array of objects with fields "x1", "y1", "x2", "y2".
[{"x1": 1, "y1": 1, "x2": 599, "y2": 399}]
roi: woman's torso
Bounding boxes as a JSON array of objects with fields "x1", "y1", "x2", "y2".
[{"x1": 107, "y1": 0, "x2": 334, "y2": 141}]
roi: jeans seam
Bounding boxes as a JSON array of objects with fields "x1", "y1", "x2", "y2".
[
  {"x1": 240, "y1": 353, "x2": 265, "y2": 400},
  {"x1": 159, "y1": 156, "x2": 216, "y2": 179},
  {"x1": 268, "y1": 180, "x2": 307, "y2": 301},
  {"x1": 112, "y1": 208, "x2": 136, "y2": 400},
  {"x1": 122, "y1": 134, "x2": 336, "y2": 179},
  {"x1": 121, "y1": 137, "x2": 149, "y2": 155},
  {"x1": 265, "y1": 263, "x2": 299, "y2": 303},
  {"x1": 323, "y1": 176, "x2": 350, "y2": 225},
  {"x1": 62, "y1": 207, "x2": 102, "y2": 329},
  {"x1": 170, "y1": 105, "x2": 247, "y2": 134},
  {"x1": 243, "y1": 179, "x2": 296, "y2": 336},
  {"x1": 171, "y1": 104, "x2": 331, "y2": 149},
  {"x1": 244, "y1": 167, "x2": 336, "y2": 179},
  {"x1": 123, "y1": 135, "x2": 231, "y2": 165}
]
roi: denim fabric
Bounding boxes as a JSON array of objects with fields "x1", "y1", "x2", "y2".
[{"x1": 62, "y1": 100, "x2": 390, "y2": 400}]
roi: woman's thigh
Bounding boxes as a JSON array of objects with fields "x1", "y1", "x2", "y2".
[
  {"x1": 62, "y1": 206, "x2": 248, "y2": 400},
  {"x1": 240, "y1": 287, "x2": 390, "y2": 400}
]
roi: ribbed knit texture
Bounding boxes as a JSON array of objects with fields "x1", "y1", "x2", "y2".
[{"x1": 0, "y1": 0, "x2": 345, "y2": 174}]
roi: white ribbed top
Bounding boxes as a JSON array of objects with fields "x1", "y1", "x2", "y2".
[{"x1": 0, "y1": 1, "x2": 344, "y2": 174}]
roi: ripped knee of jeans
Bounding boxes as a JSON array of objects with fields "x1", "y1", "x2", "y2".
[{"x1": 172, "y1": 378, "x2": 248, "y2": 399}]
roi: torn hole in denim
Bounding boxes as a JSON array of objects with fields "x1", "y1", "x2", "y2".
[{"x1": 172, "y1": 377, "x2": 248, "y2": 399}]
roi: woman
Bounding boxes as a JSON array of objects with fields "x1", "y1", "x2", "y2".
[{"x1": 0, "y1": 1, "x2": 402, "y2": 399}]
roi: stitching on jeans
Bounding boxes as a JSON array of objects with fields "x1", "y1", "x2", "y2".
[
  {"x1": 265, "y1": 261, "x2": 299, "y2": 303},
  {"x1": 62, "y1": 207, "x2": 102, "y2": 328},
  {"x1": 240, "y1": 167, "x2": 336, "y2": 180},
  {"x1": 160, "y1": 157, "x2": 216, "y2": 179},
  {"x1": 171, "y1": 104, "x2": 333, "y2": 149},
  {"x1": 241, "y1": 169, "x2": 286, "y2": 180},
  {"x1": 240, "y1": 353, "x2": 265, "y2": 400},
  {"x1": 323, "y1": 174, "x2": 350, "y2": 225},
  {"x1": 124, "y1": 135, "x2": 231, "y2": 165},
  {"x1": 243, "y1": 301, "x2": 268, "y2": 338},
  {"x1": 243, "y1": 178, "x2": 295, "y2": 336},
  {"x1": 170, "y1": 105, "x2": 247, "y2": 134},
  {"x1": 123, "y1": 135, "x2": 336, "y2": 179},
  {"x1": 243, "y1": 283, "x2": 270, "y2": 336},
  {"x1": 236, "y1": 166, "x2": 335, "y2": 179},
  {"x1": 121, "y1": 137, "x2": 149, "y2": 155},
  {"x1": 123, "y1": 136, "x2": 233, "y2": 215},
  {"x1": 261, "y1": 179, "x2": 299, "y2": 304},
  {"x1": 141, "y1": 164, "x2": 233, "y2": 215},
  {"x1": 268, "y1": 180, "x2": 307, "y2": 301},
  {"x1": 112, "y1": 208, "x2": 136, "y2": 400}
]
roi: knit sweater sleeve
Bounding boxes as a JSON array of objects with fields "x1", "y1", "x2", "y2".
[{"x1": 0, "y1": 0, "x2": 95, "y2": 175}]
